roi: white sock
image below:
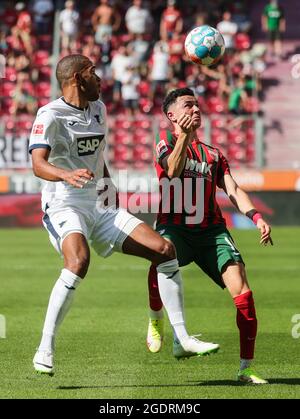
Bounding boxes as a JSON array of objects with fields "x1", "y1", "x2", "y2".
[
  {"x1": 38, "y1": 268, "x2": 82, "y2": 352},
  {"x1": 240, "y1": 358, "x2": 251, "y2": 370},
  {"x1": 157, "y1": 259, "x2": 188, "y2": 342},
  {"x1": 149, "y1": 308, "x2": 164, "y2": 320}
]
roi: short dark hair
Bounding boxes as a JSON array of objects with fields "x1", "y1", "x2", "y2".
[
  {"x1": 56, "y1": 54, "x2": 91, "y2": 87},
  {"x1": 162, "y1": 87, "x2": 195, "y2": 115}
]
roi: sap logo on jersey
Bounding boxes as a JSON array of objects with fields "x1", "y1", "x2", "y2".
[{"x1": 77, "y1": 135, "x2": 104, "y2": 156}]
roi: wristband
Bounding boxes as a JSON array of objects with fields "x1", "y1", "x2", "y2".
[
  {"x1": 252, "y1": 212, "x2": 263, "y2": 225},
  {"x1": 245, "y1": 209, "x2": 262, "y2": 225}
]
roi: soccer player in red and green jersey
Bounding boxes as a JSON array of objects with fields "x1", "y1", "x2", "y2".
[{"x1": 147, "y1": 87, "x2": 273, "y2": 384}]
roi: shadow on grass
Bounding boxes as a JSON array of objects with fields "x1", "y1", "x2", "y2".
[{"x1": 57, "y1": 378, "x2": 300, "y2": 390}]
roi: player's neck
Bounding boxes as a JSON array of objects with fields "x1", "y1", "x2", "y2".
[
  {"x1": 175, "y1": 128, "x2": 198, "y2": 143},
  {"x1": 62, "y1": 91, "x2": 89, "y2": 110}
]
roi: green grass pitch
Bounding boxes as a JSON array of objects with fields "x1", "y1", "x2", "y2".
[{"x1": 0, "y1": 227, "x2": 299, "y2": 399}]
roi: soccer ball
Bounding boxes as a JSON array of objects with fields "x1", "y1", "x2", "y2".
[{"x1": 184, "y1": 25, "x2": 225, "y2": 66}]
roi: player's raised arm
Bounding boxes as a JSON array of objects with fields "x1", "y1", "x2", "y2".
[
  {"x1": 220, "y1": 173, "x2": 273, "y2": 246},
  {"x1": 31, "y1": 148, "x2": 94, "y2": 188},
  {"x1": 166, "y1": 115, "x2": 192, "y2": 178}
]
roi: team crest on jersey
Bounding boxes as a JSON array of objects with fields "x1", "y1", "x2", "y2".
[
  {"x1": 67, "y1": 120, "x2": 79, "y2": 126},
  {"x1": 77, "y1": 135, "x2": 104, "y2": 156},
  {"x1": 156, "y1": 140, "x2": 168, "y2": 158},
  {"x1": 33, "y1": 124, "x2": 44, "y2": 135}
]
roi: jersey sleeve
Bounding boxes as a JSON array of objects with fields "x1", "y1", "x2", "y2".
[
  {"x1": 154, "y1": 130, "x2": 174, "y2": 164},
  {"x1": 216, "y1": 149, "x2": 231, "y2": 187},
  {"x1": 28, "y1": 109, "x2": 57, "y2": 154}
]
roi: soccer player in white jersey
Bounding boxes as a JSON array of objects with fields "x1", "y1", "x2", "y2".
[{"x1": 29, "y1": 54, "x2": 219, "y2": 375}]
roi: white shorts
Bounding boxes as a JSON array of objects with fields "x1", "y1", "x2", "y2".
[{"x1": 42, "y1": 200, "x2": 143, "y2": 257}]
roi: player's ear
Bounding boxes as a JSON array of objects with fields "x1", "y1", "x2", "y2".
[
  {"x1": 167, "y1": 111, "x2": 176, "y2": 122},
  {"x1": 74, "y1": 72, "x2": 83, "y2": 85}
]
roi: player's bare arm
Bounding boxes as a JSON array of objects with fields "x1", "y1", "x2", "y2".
[
  {"x1": 31, "y1": 147, "x2": 94, "y2": 189},
  {"x1": 220, "y1": 173, "x2": 273, "y2": 246},
  {"x1": 165, "y1": 114, "x2": 193, "y2": 178}
]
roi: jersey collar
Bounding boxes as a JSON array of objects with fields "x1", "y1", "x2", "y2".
[{"x1": 61, "y1": 97, "x2": 89, "y2": 111}]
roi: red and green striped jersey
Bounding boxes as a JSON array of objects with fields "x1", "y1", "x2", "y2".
[{"x1": 154, "y1": 130, "x2": 230, "y2": 229}]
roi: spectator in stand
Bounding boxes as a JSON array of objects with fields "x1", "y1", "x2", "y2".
[
  {"x1": 96, "y1": 33, "x2": 113, "y2": 80},
  {"x1": 31, "y1": 0, "x2": 54, "y2": 35},
  {"x1": 81, "y1": 34, "x2": 101, "y2": 62},
  {"x1": 59, "y1": 0, "x2": 79, "y2": 52},
  {"x1": 159, "y1": 0, "x2": 183, "y2": 41},
  {"x1": 120, "y1": 64, "x2": 140, "y2": 117},
  {"x1": 261, "y1": 0, "x2": 285, "y2": 60},
  {"x1": 186, "y1": 65, "x2": 206, "y2": 98},
  {"x1": 91, "y1": 0, "x2": 121, "y2": 46},
  {"x1": 217, "y1": 11, "x2": 238, "y2": 55},
  {"x1": 7, "y1": 51, "x2": 31, "y2": 76},
  {"x1": 149, "y1": 40, "x2": 170, "y2": 103},
  {"x1": 13, "y1": 2, "x2": 33, "y2": 55},
  {"x1": 231, "y1": 1, "x2": 252, "y2": 33},
  {"x1": 0, "y1": 29, "x2": 9, "y2": 54},
  {"x1": 168, "y1": 31, "x2": 185, "y2": 79},
  {"x1": 228, "y1": 74, "x2": 248, "y2": 116},
  {"x1": 111, "y1": 43, "x2": 136, "y2": 105},
  {"x1": 129, "y1": 34, "x2": 150, "y2": 68},
  {"x1": 11, "y1": 72, "x2": 37, "y2": 116},
  {"x1": 125, "y1": 0, "x2": 153, "y2": 37}
]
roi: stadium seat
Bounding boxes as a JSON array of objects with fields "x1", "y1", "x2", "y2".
[
  {"x1": 16, "y1": 115, "x2": 34, "y2": 132},
  {"x1": 3, "y1": 116, "x2": 15, "y2": 133},
  {"x1": 37, "y1": 35, "x2": 52, "y2": 50},
  {"x1": 133, "y1": 130, "x2": 151, "y2": 145},
  {"x1": 1, "y1": 98, "x2": 14, "y2": 114},
  {"x1": 5, "y1": 67, "x2": 17, "y2": 82},
  {"x1": 38, "y1": 66, "x2": 52, "y2": 81},
  {"x1": 211, "y1": 129, "x2": 227, "y2": 146},
  {"x1": 138, "y1": 81, "x2": 151, "y2": 97},
  {"x1": 111, "y1": 145, "x2": 132, "y2": 169},
  {"x1": 228, "y1": 144, "x2": 246, "y2": 163},
  {"x1": 2, "y1": 9, "x2": 18, "y2": 27},
  {"x1": 34, "y1": 51, "x2": 50, "y2": 67},
  {"x1": 134, "y1": 118, "x2": 151, "y2": 130},
  {"x1": 1, "y1": 81, "x2": 15, "y2": 97},
  {"x1": 113, "y1": 130, "x2": 132, "y2": 145},
  {"x1": 206, "y1": 80, "x2": 219, "y2": 94},
  {"x1": 37, "y1": 98, "x2": 50, "y2": 108},
  {"x1": 35, "y1": 82, "x2": 51, "y2": 98},
  {"x1": 139, "y1": 98, "x2": 152, "y2": 113},
  {"x1": 211, "y1": 118, "x2": 226, "y2": 129},
  {"x1": 235, "y1": 33, "x2": 251, "y2": 50},
  {"x1": 133, "y1": 145, "x2": 153, "y2": 162},
  {"x1": 228, "y1": 129, "x2": 246, "y2": 145},
  {"x1": 115, "y1": 118, "x2": 132, "y2": 130},
  {"x1": 206, "y1": 96, "x2": 226, "y2": 113}
]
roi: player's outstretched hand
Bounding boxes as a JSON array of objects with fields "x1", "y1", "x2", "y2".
[
  {"x1": 178, "y1": 113, "x2": 194, "y2": 134},
  {"x1": 256, "y1": 218, "x2": 273, "y2": 246},
  {"x1": 63, "y1": 169, "x2": 94, "y2": 188}
]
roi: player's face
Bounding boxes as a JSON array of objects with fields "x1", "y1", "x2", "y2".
[
  {"x1": 79, "y1": 63, "x2": 101, "y2": 101},
  {"x1": 172, "y1": 95, "x2": 201, "y2": 129}
]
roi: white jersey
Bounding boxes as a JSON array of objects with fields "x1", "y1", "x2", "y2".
[{"x1": 29, "y1": 97, "x2": 108, "y2": 209}]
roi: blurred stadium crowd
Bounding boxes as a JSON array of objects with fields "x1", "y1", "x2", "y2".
[{"x1": 0, "y1": 0, "x2": 270, "y2": 168}]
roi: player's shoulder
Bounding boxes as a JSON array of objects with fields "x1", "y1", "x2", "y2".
[
  {"x1": 199, "y1": 141, "x2": 224, "y2": 161},
  {"x1": 35, "y1": 98, "x2": 63, "y2": 122},
  {"x1": 89, "y1": 98, "x2": 106, "y2": 113},
  {"x1": 89, "y1": 99, "x2": 107, "y2": 124},
  {"x1": 156, "y1": 129, "x2": 174, "y2": 144}
]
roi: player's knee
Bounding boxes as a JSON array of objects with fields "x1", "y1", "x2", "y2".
[
  {"x1": 154, "y1": 239, "x2": 176, "y2": 264},
  {"x1": 65, "y1": 254, "x2": 90, "y2": 278}
]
